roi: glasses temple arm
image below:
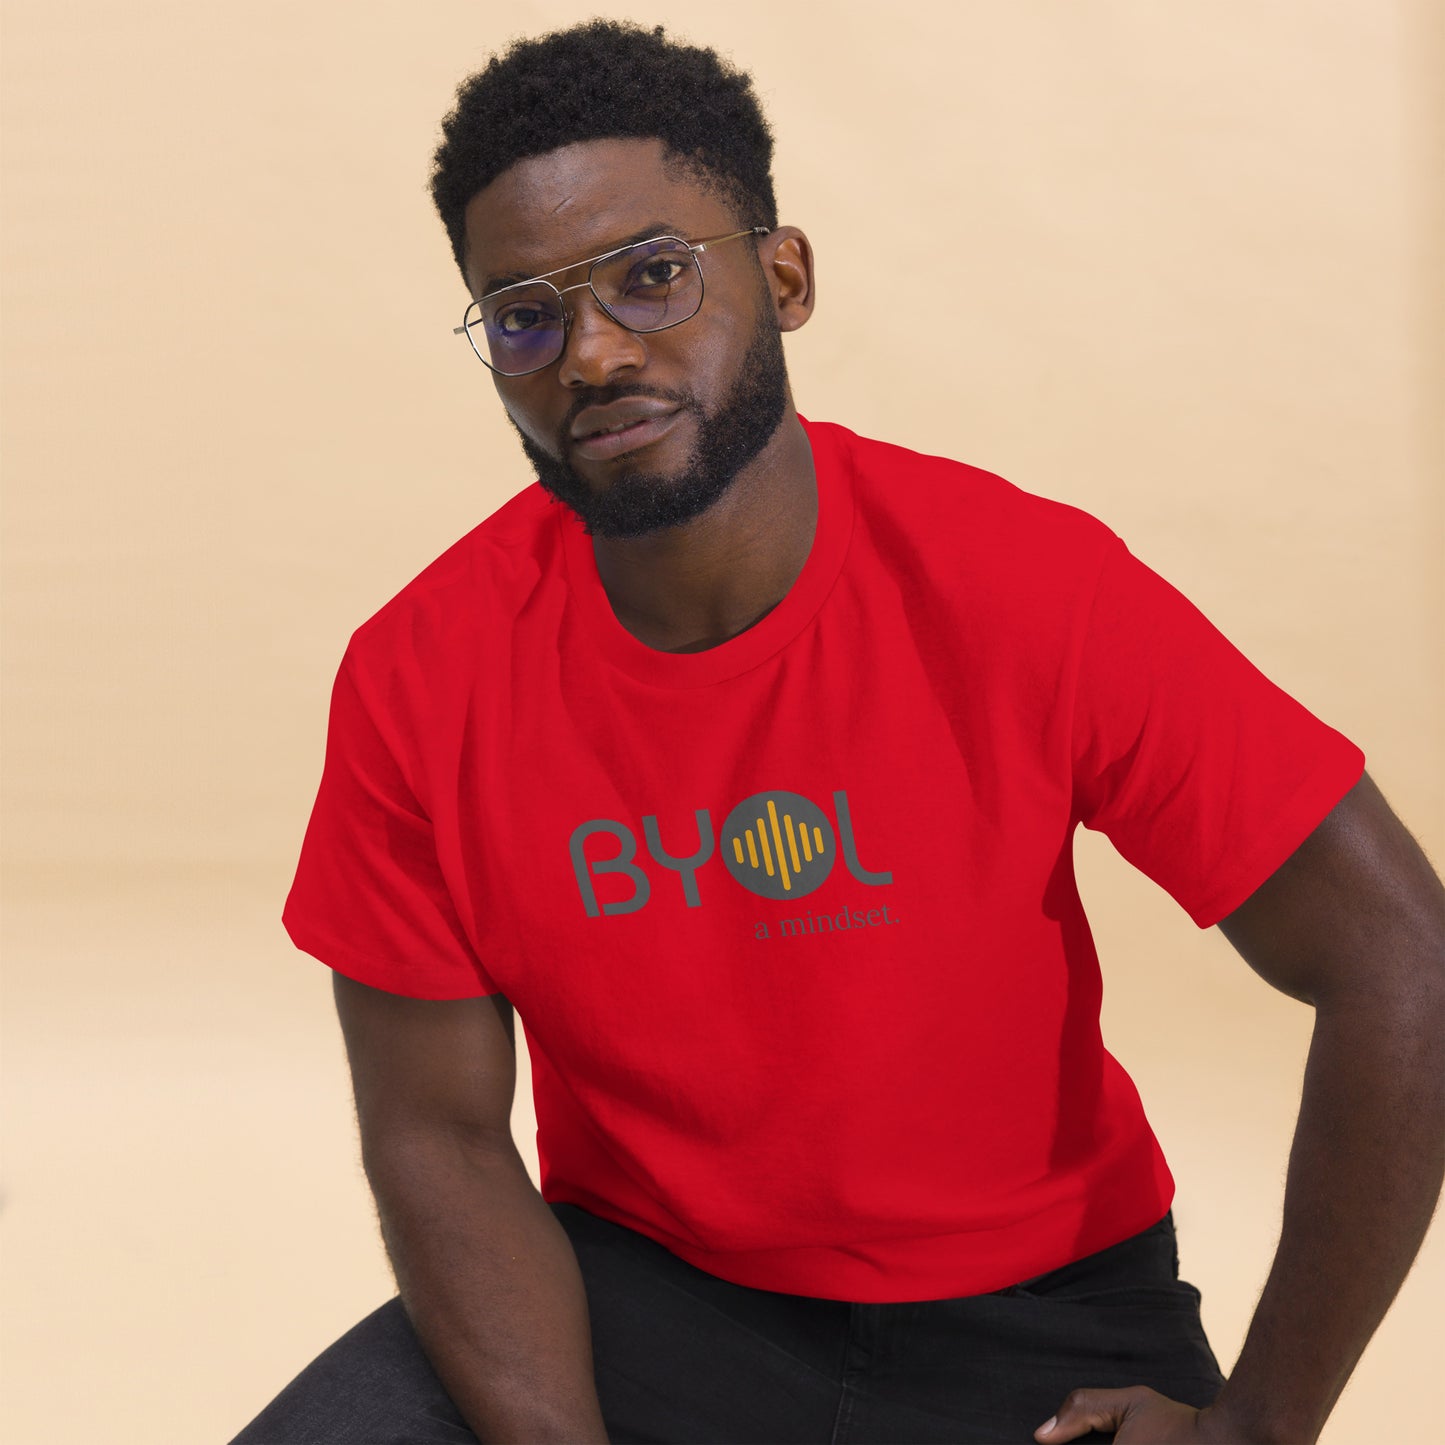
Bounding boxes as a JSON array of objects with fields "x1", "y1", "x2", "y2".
[{"x1": 692, "y1": 225, "x2": 771, "y2": 255}]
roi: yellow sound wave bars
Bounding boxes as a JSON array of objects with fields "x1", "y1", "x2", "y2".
[{"x1": 730, "y1": 797, "x2": 825, "y2": 892}]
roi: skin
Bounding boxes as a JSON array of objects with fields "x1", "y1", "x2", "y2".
[{"x1": 442, "y1": 135, "x2": 1445, "y2": 1443}]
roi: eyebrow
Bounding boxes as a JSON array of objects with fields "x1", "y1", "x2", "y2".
[{"x1": 480, "y1": 222, "x2": 686, "y2": 297}]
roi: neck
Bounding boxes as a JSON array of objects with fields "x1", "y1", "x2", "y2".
[{"x1": 591, "y1": 406, "x2": 817, "y2": 654}]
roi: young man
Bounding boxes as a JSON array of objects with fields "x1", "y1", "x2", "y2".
[{"x1": 233, "y1": 21, "x2": 1445, "y2": 1445}]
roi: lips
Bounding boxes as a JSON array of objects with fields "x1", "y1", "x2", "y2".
[{"x1": 569, "y1": 401, "x2": 683, "y2": 462}]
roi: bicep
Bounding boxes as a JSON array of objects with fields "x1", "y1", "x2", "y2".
[
  {"x1": 332, "y1": 971, "x2": 519, "y2": 1158},
  {"x1": 1217, "y1": 771, "x2": 1445, "y2": 1008}
]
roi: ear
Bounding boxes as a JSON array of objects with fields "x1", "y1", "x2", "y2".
[{"x1": 762, "y1": 226, "x2": 815, "y2": 332}]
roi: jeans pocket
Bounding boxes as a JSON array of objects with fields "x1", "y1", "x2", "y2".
[{"x1": 1012, "y1": 1278, "x2": 1203, "y2": 1311}]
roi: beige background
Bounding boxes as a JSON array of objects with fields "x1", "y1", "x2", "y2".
[{"x1": 2, "y1": 1, "x2": 1441, "y2": 1442}]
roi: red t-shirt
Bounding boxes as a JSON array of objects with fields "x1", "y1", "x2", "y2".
[{"x1": 283, "y1": 416, "x2": 1364, "y2": 1302}]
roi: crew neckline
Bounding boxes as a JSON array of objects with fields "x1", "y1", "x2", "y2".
[{"x1": 556, "y1": 414, "x2": 854, "y2": 689}]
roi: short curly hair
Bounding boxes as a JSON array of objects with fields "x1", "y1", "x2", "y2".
[{"x1": 429, "y1": 20, "x2": 778, "y2": 286}]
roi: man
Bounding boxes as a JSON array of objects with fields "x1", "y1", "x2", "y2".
[{"x1": 232, "y1": 20, "x2": 1445, "y2": 1445}]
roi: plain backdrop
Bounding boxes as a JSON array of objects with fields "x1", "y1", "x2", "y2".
[{"x1": 2, "y1": 2, "x2": 1441, "y2": 1442}]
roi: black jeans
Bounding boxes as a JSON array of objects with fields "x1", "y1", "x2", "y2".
[{"x1": 230, "y1": 1202, "x2": 1225, "y2": 1444}]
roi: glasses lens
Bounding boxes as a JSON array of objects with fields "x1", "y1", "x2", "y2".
[
  {"x1": 592, "y1": 238, "x2": 702, "y2": 333},
  {"x1": 469, "y1": 285, "x2": 566, "y2": 374}
]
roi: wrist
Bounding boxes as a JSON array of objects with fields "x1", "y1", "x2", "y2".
[{"x1": 1201, "y1": 1389, "x2": 1321, "y2": 1445}]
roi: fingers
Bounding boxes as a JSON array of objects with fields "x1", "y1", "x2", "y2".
[{"x1": 1035, "y1": 1385, "x2": 1153, "y2": 1441}]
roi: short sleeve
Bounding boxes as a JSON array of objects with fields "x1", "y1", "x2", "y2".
[
  {"x1": 282, "y1": 648, "x2": 501, "y2": 999},
  {"x1": 1070, "y1": 535, "x2": 1366, "y2": 928}
]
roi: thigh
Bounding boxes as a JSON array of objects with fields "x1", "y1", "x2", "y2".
[
  {"x1": 553, "y1": 1202, "x2": 847, "y2": 1445},
  {"x1": 230, "y1": 1205, "x2": 851, "y2": 1445},
  {"x1": 836, "y1": 1212, "x2": 1227, "y2": 1445},
  {"x1": 228, "y1": 1297, "x2": 476, "y2": 1445}
]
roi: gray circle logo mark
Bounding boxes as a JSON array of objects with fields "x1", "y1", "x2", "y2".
[{"x1": 719, "y1": 790, "x2": 836, "y2": 900}]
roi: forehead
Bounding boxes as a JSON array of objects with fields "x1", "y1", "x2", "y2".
[{"x1": 461, "y1": 137, "x2": 738, "y2": 297}]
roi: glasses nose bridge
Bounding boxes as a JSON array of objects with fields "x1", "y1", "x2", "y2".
[{"x1": 551, "y1": 274, "x2": 632, "y2": 340}]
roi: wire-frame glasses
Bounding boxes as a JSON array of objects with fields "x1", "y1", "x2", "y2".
[{"x1": 453, "y1": 227, "x2": 770, "y2": 376}]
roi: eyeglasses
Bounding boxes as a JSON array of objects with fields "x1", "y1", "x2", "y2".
[{"x1": 453, "y1": 226, "x2": 770, "y2": 377}]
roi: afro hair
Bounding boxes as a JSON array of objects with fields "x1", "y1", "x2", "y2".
[{"x1": 429, "y1": 20, "x2": 779, "y2": 285}]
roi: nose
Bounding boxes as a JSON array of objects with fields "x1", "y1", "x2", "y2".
[{"x1": 555, "y1": 286, "x2": 648, "y2": 389}]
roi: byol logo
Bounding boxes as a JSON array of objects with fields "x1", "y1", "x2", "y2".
[{"x1": 569, "y1": 788, "x2": 892, "y2": 917}]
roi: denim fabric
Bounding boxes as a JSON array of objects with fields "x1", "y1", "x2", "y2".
[{"x1": 230, "y1": 1203, "x2": 1225, "y2": 1444}]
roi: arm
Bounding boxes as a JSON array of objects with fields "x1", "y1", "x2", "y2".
[
  {"x1": 1038, "y1": 771, "x2": 1445, "y2": 1444},
  {"x1": 1203, "y1": 771, "x2": 1445, "y2": 1443},
  {"x1": 333, "y1": 973, "x2": 611, "y2": 1445}
]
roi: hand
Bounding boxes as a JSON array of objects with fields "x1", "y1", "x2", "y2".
[{"x1": 1035, "y1": 1387, "x2": 1250, "y2": 1443}]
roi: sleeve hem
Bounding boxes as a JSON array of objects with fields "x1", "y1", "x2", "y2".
[
  {"x1": 282, "y1": 911, "x2": 504, "y2": 1001},
  {"x1": 1183, "y1": 742, "x2": 1367, "y2": 930}
]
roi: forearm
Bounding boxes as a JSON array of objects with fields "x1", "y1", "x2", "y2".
[
  {"x1": 1209, "y1": 990, "x2": 1445, "y2": 1444},
  {"x1": 368, "y1": 1132, "x2": 610, "y2": 1445}
]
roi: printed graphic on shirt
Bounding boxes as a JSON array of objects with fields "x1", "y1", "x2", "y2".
[
  {"x1": 720, "y1": 789, "x2": 834, "y2": 900},
  {"x1": 569, "y1": 788, "x2": 893, "y2": 917}
]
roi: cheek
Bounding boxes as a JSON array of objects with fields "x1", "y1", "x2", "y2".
[
  {"x1": 495, "y1": 385, "x2": 553, "y2": 446},
  {"x1": 705, "y1": 284, "x2": 766, "y2": 359},
  {"x1": 674, "y1": 307, "x2": 751, "y2": 397}
]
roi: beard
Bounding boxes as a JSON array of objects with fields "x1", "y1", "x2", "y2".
[{"x1": 506, "y1": 308, "x2": 790, "y2": 540}]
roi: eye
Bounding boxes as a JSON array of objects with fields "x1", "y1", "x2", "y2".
[
  {"x1": 495, "y1": 303, "x2": 554, "y2": 335},
  {"x1": 626, "y1": 257, "x2": 689, "y2": 292}
]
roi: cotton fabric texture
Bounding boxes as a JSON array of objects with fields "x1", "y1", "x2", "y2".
[{"x1": 283, "y1": 416, "x2": 1365, "y2": 1302}]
